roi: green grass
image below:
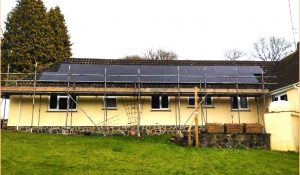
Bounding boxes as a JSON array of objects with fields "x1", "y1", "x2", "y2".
[{"x1": 1, "y1": 131, "x2": 299, "y2": 175}]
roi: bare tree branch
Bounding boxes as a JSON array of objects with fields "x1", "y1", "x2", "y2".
[
  {"x1": 144, "y1": 49, "x2": 178, "y2": 60},
  {"x1": 224, "y1": 49, "x2": 245, "y2": 61},
  {"x1": 252, "y1": 36, "x2": 292, "y2": 61}
]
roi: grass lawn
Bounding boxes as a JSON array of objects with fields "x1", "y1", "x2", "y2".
[{"x1": 1, "y1": 131, "x2": 299, "y2": 175}]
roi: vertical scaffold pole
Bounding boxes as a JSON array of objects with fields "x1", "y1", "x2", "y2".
[
  {"x1": 235, "y1": 66, "x2": 240, "y2": 124},
  {"x1": 65, "y1": 65, "x2": 71, "y2": 132},
  {"x1": 137, "y1": 69, "x2": 141, "y2": 137},
  {"x1": 194, "y1": 87, "x2": 199, "y2": 147},
  {"x1": 37, "y1": 95, "x2": 41, "y2": 132},
  {"x1": 30, "y1": 62, "x2": 37, "y2": 132},
  {"x1": 17, "y1": 95, "x2": 22, "y2": 130},
  {"x1": 204, "y1": 66, "x2": 207, "y2": 123},
  {"x1": 104, "y1": 67, "x2": 107, "y2": 127},
  {"x1": 262, "y1": 70, "x2": 266, "y2": 133},
  {"x1": 177, "y1": 66, "x2": 181, "y2": 129}
]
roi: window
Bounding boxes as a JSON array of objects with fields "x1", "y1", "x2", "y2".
[
  {"x1": 104, "y1": 96, "x2": 117, "y2": 109},
  {"x1": 151, "y1": 95, "x2": 169, "y2": 110},
  {"x1": 49, "y1": 95, "x2": 77, "y2": 111},
  {"x1": 272, "y1": 94, "x2": 288, "y2": 102},
  {"x1": 231, "y1": 96, "x2": 248, "y2": 110},
  {"x1": 188, "y1": 96, "x2": 213, "y2": 107},
  {"x1": 188, "y1": 97, "x2": 195, "y2": 106}
]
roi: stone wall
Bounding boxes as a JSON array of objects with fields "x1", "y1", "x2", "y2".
[
  {"x1": 5, "y1": 125, "x2": 180, "y2": 136},
  {"x1": 181, "y1": 133, "x2": 271, "y2": 149},
  {"x1": 5, "y1": 125, "x2": 270, "y2": 149}
]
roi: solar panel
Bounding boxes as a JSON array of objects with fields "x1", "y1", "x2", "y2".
[{"x1": 39, "y1": 64, "x2": 263, "y2": 84}]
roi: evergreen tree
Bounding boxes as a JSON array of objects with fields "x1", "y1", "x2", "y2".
[
  {"x1": 48, "y1": 7, "x2": 71, "y2": 62},
  {"x1": 1, "y1": 0, "x2": 71, "y2": 74}
]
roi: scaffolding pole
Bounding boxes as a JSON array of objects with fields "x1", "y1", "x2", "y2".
[
  {"x1": 235, "y1": 66, "x2": 241, "y2": 124},
  {"x1": 65, "y1": 92, "x2": 99, "y2": 131},
  {"x1": 64, "y1": 65, "x2": 71, "y2": 132},
  {"x1": 17, "y1": 95, "x2": 22, "y2": 130},
  {"x1": 37, "y1": 95, "x2": 41, "y2": 132},
  {"x1": 137, "y1": 69, "x2": 141, "y2": 137},
  {"x1": 204, "y1": 66, "x2": 208, "y2": 123},
  {"x1": 262, "y1": 70, "x2": 266, "y2": 133},
  {"x1": 177, "y1": 66, "x2": 181, "y2": 129},
  {"x1": 194, "y1": 87, "x2": 199, "y2": 147},
  {"x1": 30, "y1": 62, "x2": 37, "y2": 132},
  {"x1": 104, "y1": 67, "x2": 107, "y2": 127}
]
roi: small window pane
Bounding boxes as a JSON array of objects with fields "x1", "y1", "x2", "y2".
[
  {"x1": 205, "y1": 96, "x2": 212, "y2": 106},
  {"x1": 151, "y1": 96, "x2": 160, "y2": 109},
  {"x1": 59, "y1": 97, "x2": 68, "y2": 110},
  {"x1": 240, "y1": 97, "x2": 248, "y2": 109},
  {"x1": 161, "y1": 96, "x2": 168, "y2": 108},
  {"x1": 50, "y1": 95, "x2": 57, "y2": 109},
  {"x1": 69, "y1": 95, "x2": 77, "y2": 109},
  {"x1": 105, "y1": 97, "x2": 117, "y2": 108},
  {"x1": 188, "y1": 97, "x2": 195, "y2": 106},
  {"x1": 231, "y1": 96, "x2": 238, "y2": 109},
  {"x1": 272, "y1": 96, "x2": 278, "y2": 102},
  {"x1": 280, "y1": 95, "x2": 288, "y2": 101}
]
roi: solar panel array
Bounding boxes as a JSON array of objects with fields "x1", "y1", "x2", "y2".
[{"x1": 39, "y1": 63, "x2": 263, "y2": 84}]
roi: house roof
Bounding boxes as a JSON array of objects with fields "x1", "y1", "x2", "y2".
[
  {"x1": 26, "y1": 58, "x2": 277, "y2": 88},
  {"x1": 4, "y1": 53, "x2": 298, "y2": 96}
]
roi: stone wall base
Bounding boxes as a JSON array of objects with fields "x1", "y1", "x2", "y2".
[
  {"x1": 181, "y1": 133, "x2": 271, "y2": 149},
  {"x1": 6, "y1": 125, "x2": 181, "y2": 136}
]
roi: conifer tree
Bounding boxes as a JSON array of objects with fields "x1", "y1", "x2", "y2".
[
  {"x1": 1, "y1": 0, "x2": 71, "y2": 74},
  {"x1": 48, "y1": 6, "x2": 71, "y2": 61}
]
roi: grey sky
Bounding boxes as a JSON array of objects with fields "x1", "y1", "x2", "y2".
[{"x1": 1, "y1": 0, "x2": 299, "y2": 61}]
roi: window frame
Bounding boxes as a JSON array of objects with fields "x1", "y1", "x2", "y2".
[
  {"x1": 151, "y1": 95, "x2": 169, "y2": 110},
  {"x1": 103, "y1": 96, "x2": 117, "y2": 110},
  {"x1": 272, "y1": 93, "x2": 288, "y2": 102},
  {"x1": 188, "y1": 96, "x2": 214, "y2": 108},
  {"x1": 48, "y1": 95, "x2": 77, "y2": 111},
  {"x1": 231, "y1": 96, "x2": 249, "y2": 111}
]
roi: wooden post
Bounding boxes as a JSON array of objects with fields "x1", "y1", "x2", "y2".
[
  {"x1": 194, "y1": 87, "x2": 199, "y2": 147},
  {"x1": 188, "y1": 129, "x2": 192, "y2": 145}
]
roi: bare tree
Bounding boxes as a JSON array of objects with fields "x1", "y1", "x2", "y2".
[
  {"x1": 252, "y1": 36, "x2": 292, "y2": 61},
  {"x1": 121, "y1": 55, "x2": 144, "y2": 60},
  {"x1": 224, "y1": 49, "x2": 245, "y2": 61},
  {"x1": 144, "y1": 49, "x2": 178, "y2": 60}
]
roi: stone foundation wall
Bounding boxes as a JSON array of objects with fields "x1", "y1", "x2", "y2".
[
  {"x1": 5, "y1": 125, "x2": 181, "y2": 136},
  {"x1": 5, "y1": 125, "x2": 270, "y2": 149},
  {"x1": 181, "y1": 133, "x2": 271, "y2": 149}
]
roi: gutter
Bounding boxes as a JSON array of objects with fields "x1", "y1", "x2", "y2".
[{"x1": 269, "y1": 82, "x2": 299, "y2": 95}]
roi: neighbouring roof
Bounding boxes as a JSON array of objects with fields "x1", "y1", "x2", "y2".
[{"x1": 272, "y1": 48, "x2": 299, "y2": 90}]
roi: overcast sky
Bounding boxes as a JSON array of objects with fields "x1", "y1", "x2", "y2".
[{"x1": 1, "y1": 0, "x2": 299, "y2": 61}]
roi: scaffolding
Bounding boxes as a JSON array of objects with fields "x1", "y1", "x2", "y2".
[{"x1": 1, "y1": 63, "x2": 276, "y2": 136}]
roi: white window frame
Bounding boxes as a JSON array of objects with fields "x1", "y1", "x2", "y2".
[
  {"x1": 188, "y1": 96, "x2": 213, "y2": 107},
  {"x1": 151, "y1": 95, "x2": 169, "y2": 110},
  {"x1": 231, "y1": 96, "x2": 249, "y2": 111},
  {"x1": 103, "y1": 96, "x2": 117, "y2": 110},
  {"x1": 272, "y1": 93, "x2": 288, "y2": 102},
  {"x1": 48, "y1": 95, "x2": 77, "y2": 111}
]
